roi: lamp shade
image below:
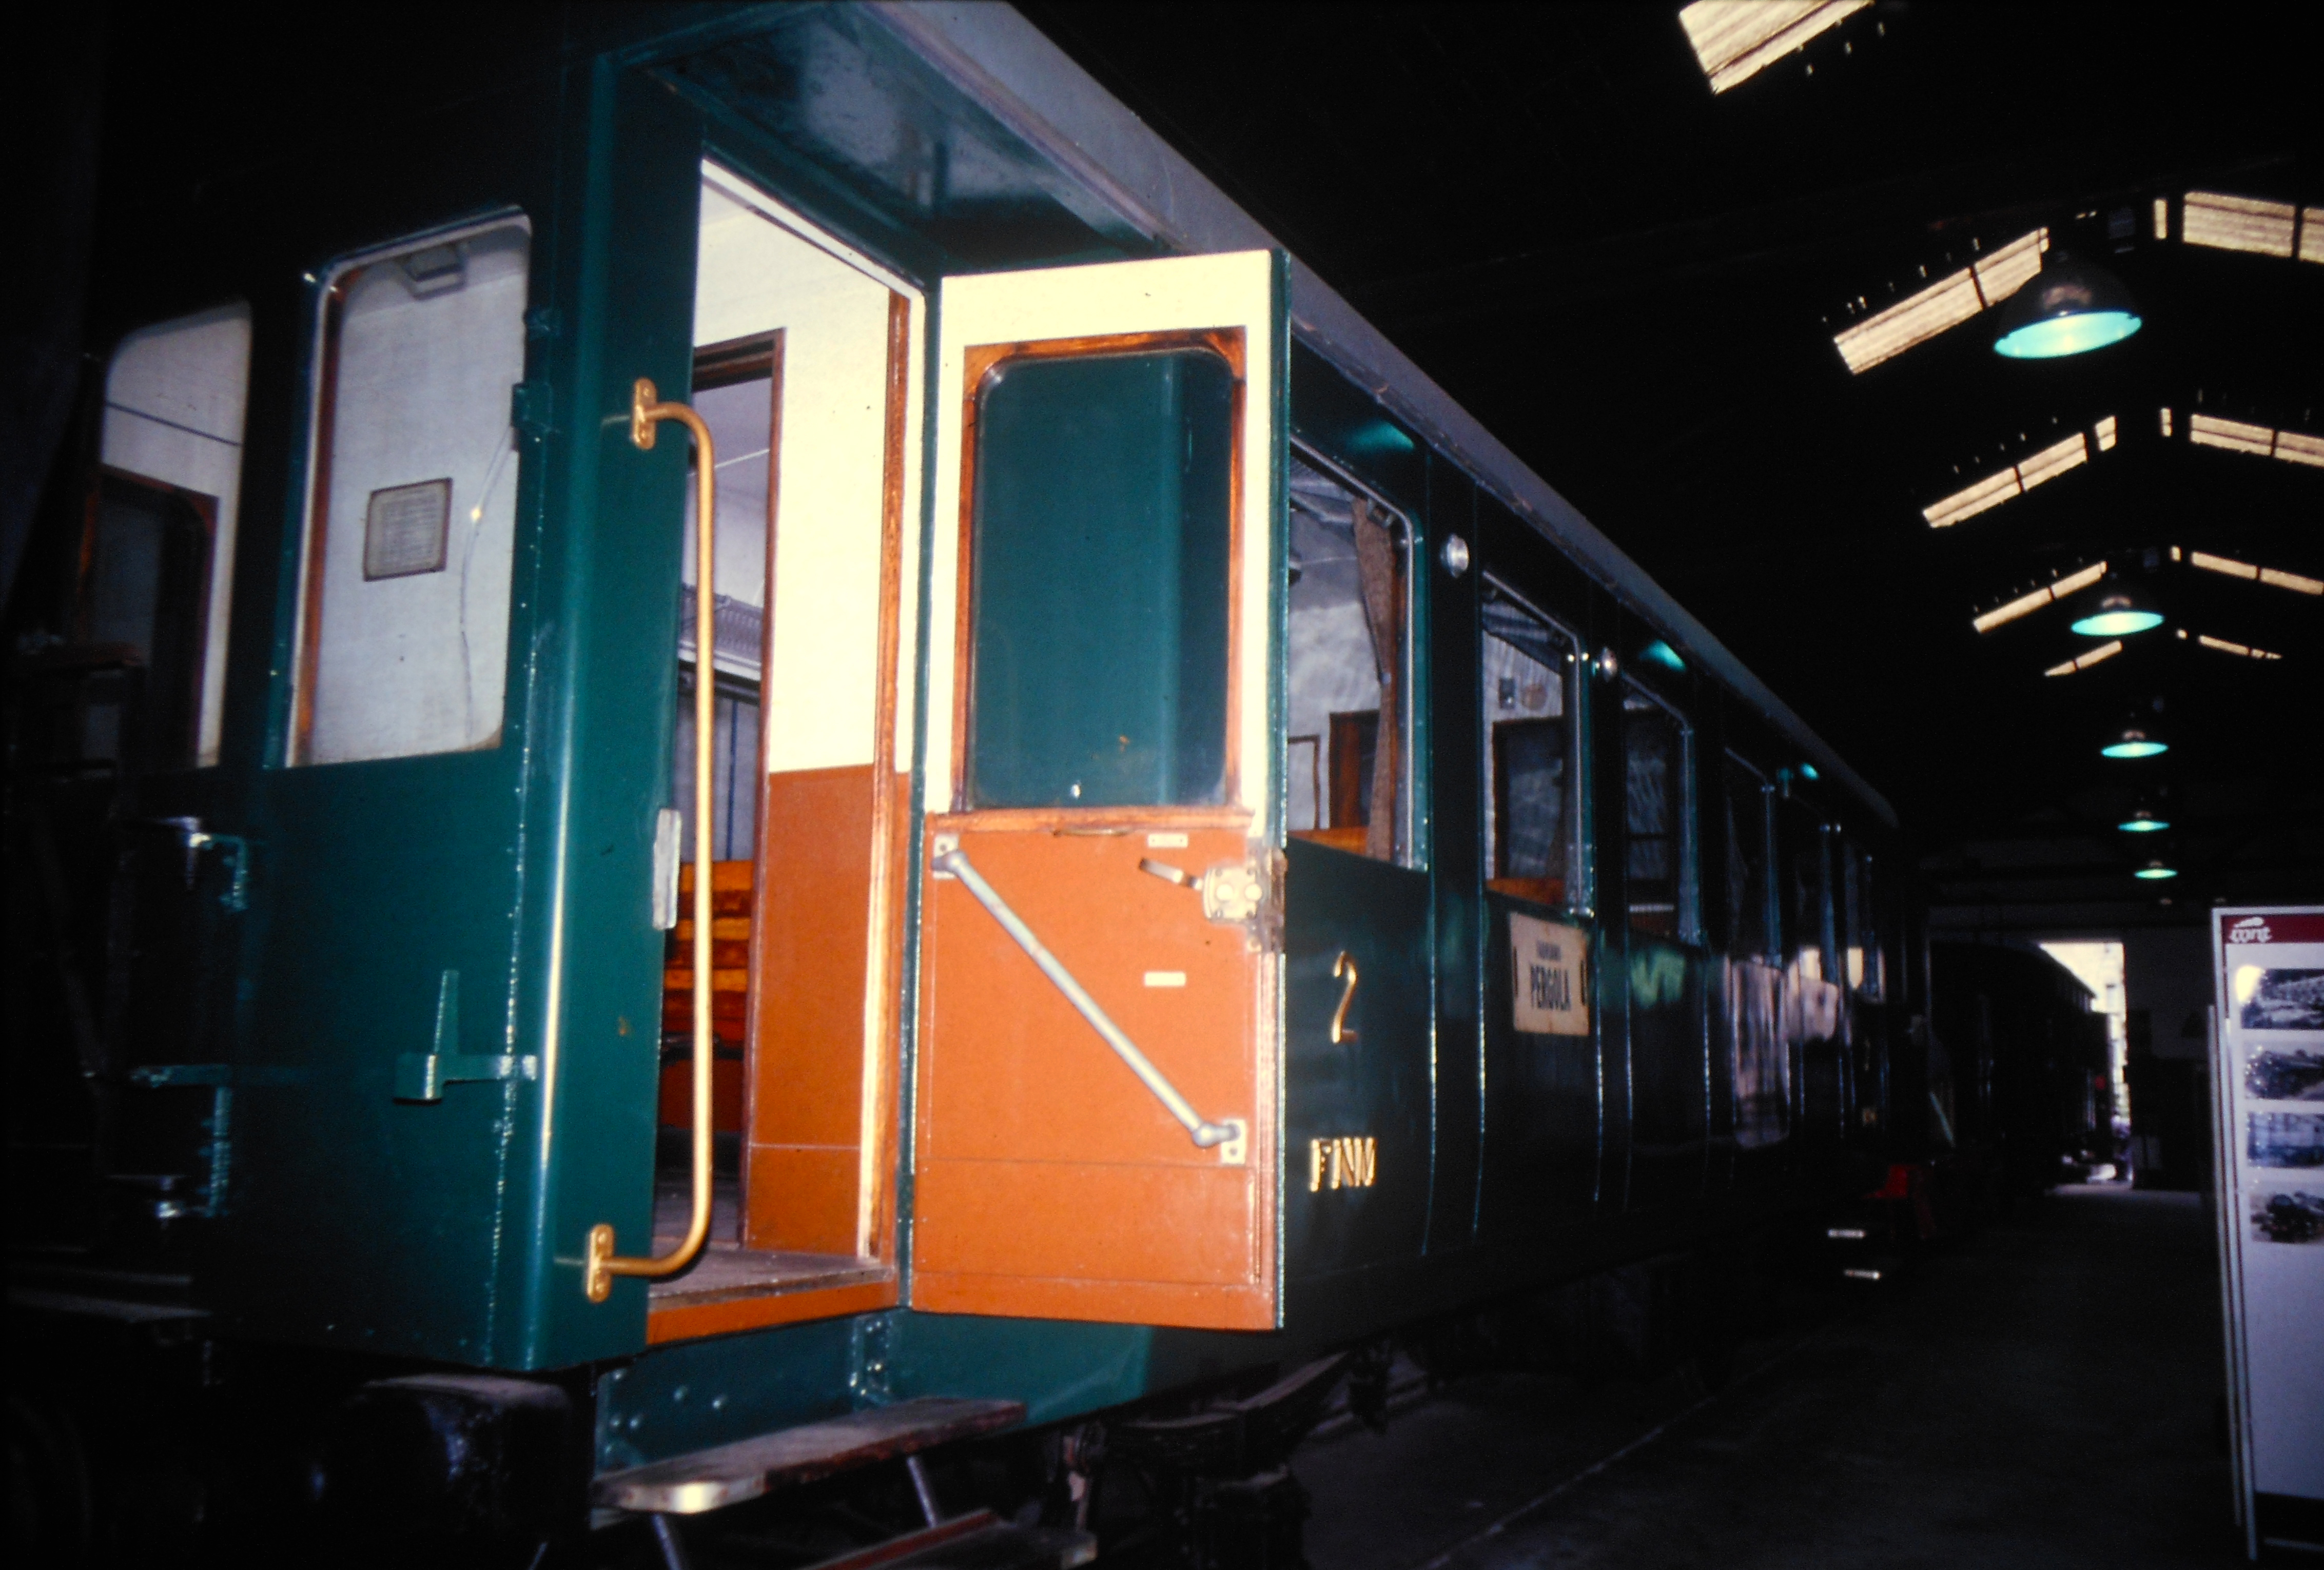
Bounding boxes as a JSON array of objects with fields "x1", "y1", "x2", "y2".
[
  {"x1": 2071, "y1": 589, "x2": 2163, "y2": 638},
  {"x1": 2118, "y1": 808, "x2": 2170, "y2": 833},
  {"x1": 1993, "y1": 260, "x2": 2143, "y2": 360},
  {"x1": 2101, "y1": 723, "x2": 2167, "y2": 759}
]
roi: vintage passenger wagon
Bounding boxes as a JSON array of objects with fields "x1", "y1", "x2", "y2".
[{"x1": 8, "y1": 5, "x2": 1918, "y2": 1562}]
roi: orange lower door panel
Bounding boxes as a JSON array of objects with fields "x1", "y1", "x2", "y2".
[{"x1": 910, "y1": 818, "x2": 1278, "y2": 1330}]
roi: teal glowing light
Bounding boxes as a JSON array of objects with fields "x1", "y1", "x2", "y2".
[
  {"x1": 2071, "y1": 606, "x2": 2164, "y2": 637},
  {"x1": 1798, "y1": 763, "x2": 1820, "y2": 780},
  {"x1": 1641, "y1": 639, "x2": 1686, "y2": 672},
  {"x1": 2134, "y1": 862, "x2": 2178, "y2": 881},
  {"x1": 2101, "y1": 736, "x2": 2168, "y2": 759},
  {"x1": 2118, "y1": 811, "x2": 2170, "y2": 833},
  {"x1": 1994, "y1": 310, "x2": 2142, "y2": 360}
]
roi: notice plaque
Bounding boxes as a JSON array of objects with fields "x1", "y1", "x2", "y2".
[
  {"x1": 362, "y1": 478, "x2": 452, "y2": 580},
  {"x1": 1511, "y1": 913, "x2": 1588, "y2": 1036}
]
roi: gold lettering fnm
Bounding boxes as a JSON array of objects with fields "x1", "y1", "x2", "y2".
[{"x1": 1308, "y1": 1136, "x2": 1378, "y2": 1191}]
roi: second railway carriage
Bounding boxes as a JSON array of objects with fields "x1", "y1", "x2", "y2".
[{"x1": 7, "y1": 4, "x2": 1923, "y2": 1561}]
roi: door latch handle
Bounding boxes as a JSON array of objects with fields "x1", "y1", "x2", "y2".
[
  {"x1": 1330, "y1": 952, "x2": 1360, "y2": 1044},
  {"x1": 1137, "y1": 857, "x2": 1266, "y2": 925}
]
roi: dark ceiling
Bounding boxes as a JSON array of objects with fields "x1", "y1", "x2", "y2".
[
  {"x1": 35, "y1": 3, "x2": 2321, "y2": 929},
  {"x1": 1020, "y1": 1, "x2": 2323, "y2": 925}
]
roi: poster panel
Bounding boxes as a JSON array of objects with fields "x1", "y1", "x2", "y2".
[{"x1": 2214, "y1": 907, "x2": 2324, "y2": 1555}]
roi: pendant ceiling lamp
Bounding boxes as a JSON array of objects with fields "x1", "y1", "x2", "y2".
[
  {"x1": 2101, "y1": 723, "x2": 2169, "y2": 759},
  {"x1": 2134, "y1": 860, "x2": 2178, "y2": 880},
  {"x1": 2071, "y1": 587, "x2": 2164, "y2": 638},
  {"x1": 2118, "y1": 808, "x2": 2170, "y2": 833},
  {"x1": 1993, "y1": 259, "x2": 2143, "y2": 360}
]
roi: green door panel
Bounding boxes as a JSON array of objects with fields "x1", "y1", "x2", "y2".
[
  {"x1": 1477, "y1": 897, "x2": 1601, "y2": 1239},
  {"x1": 1624, "y1": 934, "x2": 1710, "y2": 1211},
  {"x1": 1280, "y1": 840, "x2": 1433, "y2": 1284},
  {"x1": 967, "y1": 349, "x2": 1236, "y2": 810},
  {"x1": 210, "y1": 62, "x2": 704, "y2": 1369}
]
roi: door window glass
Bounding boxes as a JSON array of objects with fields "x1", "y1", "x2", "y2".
[
  {"x1": 1783, "y1": 805, "x2": 1830, "y2": 980},
  {"x1": 97, "y1": 304, "x2": 251, "y2": 767},
  {"x1": 1481, "y1": 581, "x2": 1577, "y2": 907},
  {"x1": 1622, "y1": 685, "x2": 1692, "y2": 939},
  {"x1": 292, "y1": 218, "x2": 530, "y2": 765},
  {"x1": 965, "y1": 345, "x2": 1233, "y2": 808},
  {"x1": 1285, "y1": 452, "x2": 1411, "y2": 863},
  {"x1": 1842, "y1": 839, "x2": 1882, "y2": 996},
  {"x1": 1724, "y1": 755, "x2": 1774, "y2": 959}
]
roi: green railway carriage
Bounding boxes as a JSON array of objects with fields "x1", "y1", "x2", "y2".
[{"x1": 7, "y1": 5, "x2": 1921, "y2": 1562}]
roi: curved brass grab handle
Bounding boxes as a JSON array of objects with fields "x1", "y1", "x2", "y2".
[
  {"x1": 585, "y1": 378, "x2": 720, "y2": 1303},
  {"x1": 1330, "y1": 951, "x2": 1360, "y2": 1044}
]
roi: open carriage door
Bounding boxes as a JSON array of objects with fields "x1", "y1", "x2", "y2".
[{"x1": 911, "y1": 251, "x2": 1286, "y2": 1329}]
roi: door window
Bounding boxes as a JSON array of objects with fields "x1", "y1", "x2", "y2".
[
  {"x1": 1723, "y1": 754, "x2": 1775, "y2": 959},
  {"x1": 97, "y1": 303, "x2": 251, "y2": 767},
  {"x1": 1783, "y1": 805, "x2": 1831, "y2": 981},
  {"x1": 291, "y1": 218, "x2": 530, "y2": 765},
  {"x1": 1481, "y1": 581, "x2": 1578, "y2": 907},
  {"x1": 1841, "y1": 838, "x2": 1882, "y2": 997},
  {"x1": 964, "y1": 344, "x2": 1235, "y2": 809},
  {"x1": 1622, "y1": 685, "x2": 1693, "y2": 939},
  {"x1": 1285, "y1": 453, "x2": 1412, "y2": 863}
]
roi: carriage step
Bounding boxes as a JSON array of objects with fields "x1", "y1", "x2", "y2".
[
  {"x1": 595, "y1": 1396, "x2": 1026, "y2": 1515},
  {"x1": 798, "y1": 1512, "x2": 1096, "y2": 1570}
]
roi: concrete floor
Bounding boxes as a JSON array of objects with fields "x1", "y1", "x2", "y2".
[{"x1": 1300, "y1": 1186, "x2": 2246, "y2": 1569}]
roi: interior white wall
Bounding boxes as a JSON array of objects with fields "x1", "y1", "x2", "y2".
[
  {"x1": 696, "y1": 170, "x2": 923, "y2": 778},
  {"x1": 102, "y1": 302, "x2": 252, "y2": 767},
  {"x1": 299, "y1": 222, "x2": 528, "y2": 765}
]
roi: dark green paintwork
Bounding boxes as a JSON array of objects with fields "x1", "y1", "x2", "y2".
[
  {"x1": 202, "y1": 61, "x2": 705, "y2": 1370},
  {"x1": 1281, "y1": 841, "x2": 1435, "y2": 1282},
  {"x1": 966, "y1": 350, "x2": 1235, "y2": 810}
]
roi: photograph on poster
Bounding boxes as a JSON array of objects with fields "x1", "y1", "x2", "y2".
[
  {"x1": 2247, "y1": 1047, "x2": 2324, "y2": 1102},
  {"x1": 2248, "y1": 1110, "x2": 2324, "y2": 1168},
  {"x1": 2249, "y1": 1188, "x2": 2324, "y2": 1245},
  {"x1": 2233, "y1": 966, "x2": 2324, "y2": 1031}
]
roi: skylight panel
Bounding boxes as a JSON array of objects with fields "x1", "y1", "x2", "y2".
[
  {"x1": 2197, "y1": 634, "x2": 2283, "y2": 661},
  {"x1": 1681, "y1": 0, "x2": 1870, "y2": 94},
  {"x1": 2160, "y1": 407, "x2": 2174, "y2": 438},
  {"x1": 2188, "y1": 551, "x2": 2324, "y2": 596},
  {"x1": 1833, "y1": 230, "x2": 2048, "y2": 374},
  {"x1": 1975, "y1": 561, "x2": 2107, "y2": 633},
  {"x1": 1925, "y1": 430, "x2": 2091, "y2": 527},
  {"x1": 2183, "y1": 191, "x2": 2298, "y2": 258},
  {"x1": 2303, "y1": 209, "x2": 2324, "y2": 265},
  {"x1": 2189, "y1": 414, "x2": 2324, "y2": 468},
  {"x1": 2094, "y1": 415, "x2": 2117, "y2": 452},
  {"x1": 2044, "y1": 640, "x2": 2122, "y2": 676}
]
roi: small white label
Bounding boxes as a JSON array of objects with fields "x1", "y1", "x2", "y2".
[
  {"x1": 1146, "y1": 832, "x2": 1189, "y2": 849},
  {"x1": 1144, "y1": 971, "x2": 1187, "y2": 988}
]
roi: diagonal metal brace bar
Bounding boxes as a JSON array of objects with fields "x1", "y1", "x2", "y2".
[{"x1": 933, "y1": 845, "x2": 1240, "y2": 1150}]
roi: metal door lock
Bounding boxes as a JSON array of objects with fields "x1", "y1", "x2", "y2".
[{"x1": 1137, "y1": 855, "x2": 1265, "y2": 926}]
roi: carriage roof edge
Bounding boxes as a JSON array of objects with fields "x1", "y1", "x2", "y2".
[{"x1": 869, "y1": 0, "x2": 1897, "y2": 830}]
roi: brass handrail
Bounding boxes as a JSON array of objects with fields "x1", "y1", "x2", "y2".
[{"x1": 585, "y1": 377, "x2": 720, "y2": 1303}]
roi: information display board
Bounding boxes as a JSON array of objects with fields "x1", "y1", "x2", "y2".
[{"x1": 2211, "y1": 907, "x2": 2324, "y2": 1557}]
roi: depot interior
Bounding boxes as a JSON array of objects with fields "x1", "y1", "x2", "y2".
[{"x1": 15, "y1": 1, "x2": 2323, "y2": 1563}]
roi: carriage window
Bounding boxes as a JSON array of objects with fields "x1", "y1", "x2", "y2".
[
  {"x1": 1481, "y1": 582, "x2": 1577, "y2": 906},
  {"x1": 965, "y1": 345, "x2": 1233, "y2": 808},
  {"x1": 1783, "y1": 804, "x2": 1831, "y2": 980},
  {"x1": 1622, "y1": 685, "x2": 1693, "y2": 939},
  {"x1": 1285, "y1": 453, "x2": 1411, "y2": 863},
  {"x1": 97, "y1": 303, "x2": 251, "y2": 768},
  {"x1": 291, "y1": 218, "x2": 530, "y2": 766},
  {"x1": 1723, "y1": 755, "x2": 1774, "y2": 959},
  {"x1": 1842, "y1": 839, "x2": 1882, "y2": 996}
]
